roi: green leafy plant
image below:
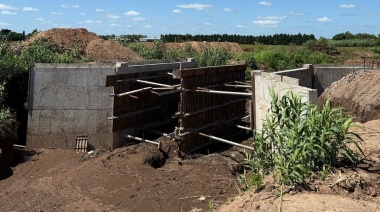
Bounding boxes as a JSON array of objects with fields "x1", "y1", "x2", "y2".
[
  {"x1": 246, "y1": 89, "x2": 365, "y2": 185},
  {"x1": 209, "y1": 199, "x2": 214, "y2": 212},
  {"x1": 196, "y1": 46, "x2": 231, "y2": 67},
  {"x1": 238, "y1": 169, "x2": 264, "y2": 192}
]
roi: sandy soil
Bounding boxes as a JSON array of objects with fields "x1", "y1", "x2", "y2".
[
  {"x1": 319, "y1": 70, "x2": 380, "y2": 122},
  {"x1": 218, "y1": 119, "x2": 380, "y2": 212},
  {"x1": 85, "y1": 39, "x2": 143, "y2": 62},
  {"x1": 0, "y1": 139, "x2": 248, "y2": 212}
]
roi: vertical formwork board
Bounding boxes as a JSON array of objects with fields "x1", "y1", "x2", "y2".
[
  {"x1": 177, "y1": 64, "x2": 247, "y2": 153},
  {"x1": 106, "y1": 72, "x2": 180, "y2": 132}
]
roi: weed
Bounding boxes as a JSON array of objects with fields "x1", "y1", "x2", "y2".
[{"x1": 245, "y1": 89, "x2": 365, "y2": 186}]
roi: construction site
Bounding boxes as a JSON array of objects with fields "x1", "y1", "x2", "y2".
[{"x1": 0, "y1": 28, "x2": 379, "y2": 212}]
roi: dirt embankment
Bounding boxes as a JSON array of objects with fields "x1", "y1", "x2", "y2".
[
  {"x1": 27, "y1": 28, "x2": 142, "y2": 62},
  {"x1": 145, "y1": 41, "x2": 244, "y2": 53},
  {"x1": 318, "y1": 70, "x2": 380, "y2": 122},
  {"x1": 0, "y1": 138, "x2": 247, "y2": 211}
]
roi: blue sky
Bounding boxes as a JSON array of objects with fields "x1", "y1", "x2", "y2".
[{"x1": 0, "y1": 0, "x2": 379, "y2": 38}]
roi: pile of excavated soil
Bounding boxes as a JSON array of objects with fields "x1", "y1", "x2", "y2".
[
  {"x1": 27, "y1": 28, "x2": 99, "y2": 50},
  {"x1": 144, "y1": 41, "x2": 244, "y2": 53},
  {"x1": 85, "y1": 39, "x2": 143, "y2": 62},
  {"x1": 26, "y1": 28, "x2": 143, "y2": 62},
  {"x1": 318, "y1": 70, "x2": 380, "y2": 122},
  {"x1": 0, "y1": 137, "x2": 247, "y2": 211}
]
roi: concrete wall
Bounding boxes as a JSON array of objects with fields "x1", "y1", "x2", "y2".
[
  {"x1": 254, "y1": 71, "x2": 318, "y2": 131},
  {"x1": 273, "y1": 64, "x2": 314, "y2": 89},
  {"x1": 27, "y1": 64, "x2": 115, "y2": 150},
  {"x1": 313, "y1": 65, "x2": 364, "y2": 95}
]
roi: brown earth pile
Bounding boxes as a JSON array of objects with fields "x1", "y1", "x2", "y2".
[
  {"x1": 27, "y1": 28, "x2": 99, "y2": 50},
  {"x1": 144, "y1": 41, "x2": 244, "y2": 53},
  {"x1": 0, "y1": 138, "x2": 247, "y2": 211},
  {"x1": 85, "y1": 39, "x2": 143, "y2": 62},
  {"x1": 318, "y1": 70, "x2": 380, "y2": 122}
]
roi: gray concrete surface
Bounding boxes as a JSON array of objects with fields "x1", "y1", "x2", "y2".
[
  {"x1": 27, "y1": 64, "x2": 115, "y2": 150},
  {"x1": 313, "y1": 65, "x2": 364, "y2": 95},
  {"x1": 254, "y1": 71, "x2": 318, "y2": 131}
]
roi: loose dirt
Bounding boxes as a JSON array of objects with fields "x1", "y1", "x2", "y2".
[
  {"x1": 0, "y1": 139, "x2": 248, "y2": 211},
  {"x1": 85, "y1": 39, "x2": 143, "y2": 62},
  {"x1": 144, "y1": 42, "x2": 244, "y2": 53},
  {"x1": 27, "y1": 28, "x2": 99, "y2": 50},
  {"x1": 318, "y1": 70, "x2": 380, "y2": 122},
  {"x1": 26, "y1": 28, "x2": 143, "y2": 62}
]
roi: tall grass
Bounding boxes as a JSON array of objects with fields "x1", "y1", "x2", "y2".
[{"x1": 245, "y1": 90, "x2": 364, "y2": 185}]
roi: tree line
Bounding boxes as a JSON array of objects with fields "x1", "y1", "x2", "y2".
[{"x1": 160, "y1": 33, "x2": 316, "y2": 45}]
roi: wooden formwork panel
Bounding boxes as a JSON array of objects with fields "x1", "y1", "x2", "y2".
[
  {"x1": 110, "y1": 72, "x2": 180, "y2": 132},
  {"x1": 178, "y1": 64, "x2": 247, "y2": 153}
]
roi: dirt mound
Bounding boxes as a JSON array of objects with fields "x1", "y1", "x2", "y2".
[
  {"x1": 85, "y1": 39, "x2": 143, "y2": 62},
  {"x1": 144, "y1": 41, "x2": 244, "y2": 53},
  {"x1": 0, "y1": 137, "x2": 247, "y2": 211},
  {"x1": 318, "y1": 70, "x2": 380, "y2": 122},
  {"x1": 27, "y1": 28, "x2": 99, "y2": 50}
]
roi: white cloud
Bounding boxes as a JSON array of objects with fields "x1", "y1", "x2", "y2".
[
  {"x1": 203, "y1": 22, "x2": 214, "y2": 26},
  {"x1": 51, "y1": 12, "x2": 63, "y2": 15},
  {"x1": 35, "y1": 18, "x2": 44, "y2": 21},
  {"x1": 124, "y1": 10, "x2": 140, "y2": 16},
  {"x1": 317, "y1": 16, "x2": 332, "y2": 22},
  {"x1": 0, "y1": 21, "x2": 10, "y2": 26},
  {"x1": 95, "y1": 8, "x2": 107, "y2": 12},
  {"x1": 110, "y1": 23, "x2": 122, "y2": 26},
  {"x1": 173, "y1": 9, "x2": 181, "y2": 13},
  {"x1": 339, "y1": 4, "x2": 356, "y2": 9},
  {"x1": 106, "y1": 14, "x2": 120, "y2": 19},
  {"x1": 224, "y1": 8, "x2": 234, "y2": 12},
  {"x1": 132, "y1": 17, "x2": 146, "y2": 21},
  {"x1": 1, "y1": 11, "x2": 16, "y2": 15},
  {"x1": 288, "y1": 11, "x2": 303, "y2": 16},
  {"x1": 252, "y1": 20, "x2": 279, "y2": 27},
  {"x1": 62, "y1": 4, "x2": 79, "y2": 8},
  {"x1": 143, "y1": 25, "x2": 152, "y2": 28},
  {"x1": 78, "y1": 20, "x2": 102, "y2": 24},
  {"x1": 81, "y1": 13, "x2": 85, "y2": 16},
  {"x1": 177, "y1": 4, "x2": 212, "y2": 10},
  {"x1": 237, "y1": 25, "x2": 249, "y2": 28},
  {"x1": 257, "y1": 15, "x2": 286, "y2": 20},
  {"x1": 259, "y1": 1, "x2": 272, "y2": 6},
  {"x1": 0, "y1": 4, "x2": 18, "y2": 10},
  {"x1": 23, "y1": 7, "x2": 40, "y2": 11}
]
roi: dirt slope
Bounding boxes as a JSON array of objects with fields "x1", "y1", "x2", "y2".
[
  {"x1": 319, "y1": 70, "x2": 380, "y2": 122},
  {"x1": 144, "y1": 42, "x2": 244, "y2": 53},
  {"x1": 86, "y1": 39, "x2": 143, "y2": 62},
  {"x1": 0, "y1": 139, "x2": 246, "y2": 211},
  {"x1": 27, "y1": 28, "x2": 99, "y2": 50}
]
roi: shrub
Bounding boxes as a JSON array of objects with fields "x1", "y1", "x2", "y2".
[{"x1": 245, "y1": 89, "x2": 364, "y2": 185}]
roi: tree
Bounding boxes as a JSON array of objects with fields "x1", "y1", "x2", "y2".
[{"x1": 332, "y1": 31, "x2": 354, "y2": 40}]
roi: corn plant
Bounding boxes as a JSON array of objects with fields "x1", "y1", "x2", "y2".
[
  {"x1": 246, "y1": 89, "x2": 364, "y2": 185},
  {"x1": 196, "y1": 46, "x2": 231, "y2": 67}
]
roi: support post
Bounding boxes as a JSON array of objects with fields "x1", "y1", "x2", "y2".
[
  {"x1": 198, "y1": 132, "x2": 254, "y2": 151},
  {"x1": 124, "y1": 135, "x2": 161, "y2": 149}
]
